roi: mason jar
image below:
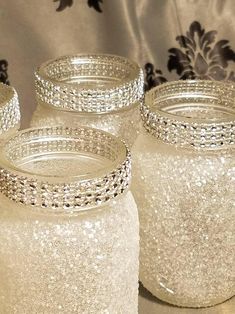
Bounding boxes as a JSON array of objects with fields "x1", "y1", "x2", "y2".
[
  {"x1": 0, "y1": 126, "x2": 139, "y2": 314},
  {"x1": 132, "y1": 80, "x2": 235, "y2": 308},
  {"x1": 31, "y1": 54, "x2": 144, "y2": 147},
  {"x1": 0, "y1": 82, "x2": 20, "y2": 143}
]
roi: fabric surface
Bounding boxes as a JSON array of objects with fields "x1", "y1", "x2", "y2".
[{"x1": 1, "y1": 0, "x2": 235, "y2": 126}]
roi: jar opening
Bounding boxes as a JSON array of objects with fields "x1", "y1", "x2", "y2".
[
  {"x1": 16, "y1": 152, "x2": 114, "y2": 178},
  {"x1": 0, "y1": 126, "x2": 131, "y2": 212},
  {"x1": 158, "y1": 102, "x2": 235, "y2": 121},
  {"x1": 45, "y1": 56, "x2": 133, "y2": 87},
  {"x1": 35, "y1": 54, "x2": 144, "y2": 113},
  {"x1": 59, "y1": 75, "x2": 122, "y2": 87},
  {"x1": 142, "y1": 80, "x2": 235, "y2": 149}
]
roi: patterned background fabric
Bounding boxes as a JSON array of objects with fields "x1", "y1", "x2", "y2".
[{"x1": 1, "y1": 0, "x2": 235, "y2": 126}]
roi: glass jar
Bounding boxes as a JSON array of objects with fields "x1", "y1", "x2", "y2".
[
  {"x1": 0, "y1": 126, "x2": 139, "y2": 314},
  {"x1": 132, "y1": 80, "x2": 235, "y2": 308},
  {"x1": 0, "y1": 82, "x2": 20, "y2": 143},
  {"x1": 31, "y1": 54, "x2": 144, "y2": 147}
]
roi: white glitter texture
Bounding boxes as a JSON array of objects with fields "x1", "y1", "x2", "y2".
[
  {"x1": 0, "y1": 191, "x2": 139, "y2": 314},
  {"x1": 132, "y1": 131, "x2": 235, "y2": 308},
  {"x1": 31, "y1": 101, "x2": 141, "y2": 147},
  {"x1": 0, "y1": 126, "x2": 139, "y2": 313}
]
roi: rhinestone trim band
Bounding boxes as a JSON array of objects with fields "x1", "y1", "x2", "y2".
[
  {"x1": 142, "y1": 80, "x2": 235, "y2": 149},
  {"x1": 0, "y1": 83, "x2": 20, "y2": 135},
  {"x1": 0, "y1": 126, "x2": 131, "y2": 212},
  {"x1": 35, "y1": 54, "x2": 144, "y2": 113}
]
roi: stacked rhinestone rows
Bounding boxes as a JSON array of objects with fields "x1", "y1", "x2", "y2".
[
  {"x1": 35, "y1": 54, "x2": 144, "y2": 113},
  {"x1": 0, "y1": 126, "x2": 131, "y2": 211},
  {"x1": 0, "y1": 83, "x2": 20, "y2": 135},
  {"x1": 142, "y1": 80, "x2": 235, "y2": 149},
  {"x1": 151, "y1": 80, "x2": 235, "y2": 106}
]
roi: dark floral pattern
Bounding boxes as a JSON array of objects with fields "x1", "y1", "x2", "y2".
[
  {"x1": 54, "y1": 0, "x2": 73, "y2": 12},
  {"x1": 0, "y1": 60, "x2": 9, "y2": 85},
  {"x1": 144, "y1": 63, "x2": 167, "y2": 91},
  {"x1": 54, "y1": 0, "x2": 103, "y2": 12},
  {"x1": 88, "y1": 0, "x2": 103, "y2": 12},
  {"x1": 168, "y1": 21, "x2": 235, "y2": 81},
  {"x1": 144, "y1": 21, "x2": 235, "y2": 90}
]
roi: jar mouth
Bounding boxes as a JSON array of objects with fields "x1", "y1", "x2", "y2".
[
  {"x1": 35, "y1": 54, "x2": 144, "y2": 113},
  {"x1": 0, "y1": 83, "x2": 20, "y2": 136},
  {"x1": 142, "y1": 80, "x2": 235, "y2": 149},
  {"x1": 0, "y1": 126, "x2": 131, "y2": 212}
]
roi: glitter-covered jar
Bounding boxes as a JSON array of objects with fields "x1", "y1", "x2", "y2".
[
  {"x1": 132, "y1": 80, "x2": 235, "y2": 308},
  {"x1": 0, "y1": 126, "x2": 139, "y2": 314},
  {"x1": 31, "y1": 54, "x2": 144, "y2": 146},
  {"x1": 0, "y1": 83, "x2": 20, "y2": 143}
]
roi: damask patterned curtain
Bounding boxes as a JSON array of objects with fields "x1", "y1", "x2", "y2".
[{"x1": 1, "y1": 0, "x2": 235, "y2": 126}]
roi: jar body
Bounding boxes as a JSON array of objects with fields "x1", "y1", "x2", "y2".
[
  {"x1": 132, "y1": 130, "x2": 235, "y2": 307},
  {"x1": 0, "y1": 191, "x2": 139, "y2": 314},
  {"x1": 31, "y1": 101, "x2": 141, "y2": 147}
]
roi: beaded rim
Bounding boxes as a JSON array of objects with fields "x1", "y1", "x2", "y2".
[
  {"x1": 35, "y1": 54, "x2": 144, "y2": 113},
  {"x1": 0, "y1": 126, "x2": 131, "y2": 212},
  {"x1": 0, "y1": 83, "x2": 20, "y2": 135},
  {"x1": 142, "y1": 80, "x2": 235, "y2": 149}
]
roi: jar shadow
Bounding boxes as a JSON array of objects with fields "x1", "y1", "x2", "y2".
[{"x1": 139, "y1": 282, "x2": 235, "y2": 313}]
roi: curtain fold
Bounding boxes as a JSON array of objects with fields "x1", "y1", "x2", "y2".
[{"x1": 0, "y1": 0, "x2": 234, "y2": 126}]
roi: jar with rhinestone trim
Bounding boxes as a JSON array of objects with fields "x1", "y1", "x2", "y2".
[
  {"x1": 31, "y1": 54, "x2": 144, "y2": 147},
  {"x1": 0, "y1": 83, "x2": 20, "y2": 144},
  {"x1": 132, "y1": 80, "x2": 235, "y2": 308},
  {"x1": 0, "y1": 126, "x2": 139, "y2": 314}
]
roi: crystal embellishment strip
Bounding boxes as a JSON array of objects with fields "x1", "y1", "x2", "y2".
[
  {"x1": 0, "y1": 126, "x2": 131, "y2": 212},
  {"x1": 142, "y1": 80, "x2": 235, "y2": 149},
  {"x1": 0, "y1": 83, "x2": 20, "y2": 135},
  {"x1": 35, "y1": 54, "x2": 144, "y2": 113}
]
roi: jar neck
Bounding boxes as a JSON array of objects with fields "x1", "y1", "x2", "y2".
[
  {"x1": 0, "y1": 126, "x2": 131, "y2": 212},
  {"x1": 35, "y1": 54, "x2": 144, "y2": 114},
  {"x1": 142, "y1": 80, "x2": 235, "y2": 150},
  {"x1": 0, "y1": 83, "x2": 20, "y2": 137}
]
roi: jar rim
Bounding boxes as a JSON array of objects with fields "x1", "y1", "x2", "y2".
[
  {"x1": 0, "y1": 126, "x2": 131, "y2": 212},
  {"x1": 0, "y1": 83, "x2": 20, "y2": 136},
  {"x1": 35, "y1": 54, "x2": 144, "y2": 113},
  {"x1": 142, "y1": 80, "x2": 235, "y2": 149}
]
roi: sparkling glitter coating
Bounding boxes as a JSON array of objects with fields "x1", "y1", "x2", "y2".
[
  {"x1": 0, "y1": 83, "x2": 20, "y2": 136},
  {"x1": 31, "y1": 101, "x2": 141, "y2": 147},
  {"x1": 0, "y1": 191, "x2": 139, "y2": 313},
  {"x1": 132, "y1": 81, "x2": 235, "y2": 307},
  {"x1": 0, "y1": 126, "x2": 139, "y2": 313},
  {"x1": 132, "y1": 131, "x2": 235, "y2": 307}
]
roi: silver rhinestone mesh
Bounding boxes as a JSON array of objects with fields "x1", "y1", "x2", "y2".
[
  {"x1": 35, "y1": 54, "x2": 144, "y2": 113},
  {"x1": 0, "y1": 83, "x2": 20, "y2": 135},
  {"x1": 142, "y1": 80, "x2": 235, "y2": 149},
  {"x1": 0, "y1": 126, "x2": 131, "y2": 211}
]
